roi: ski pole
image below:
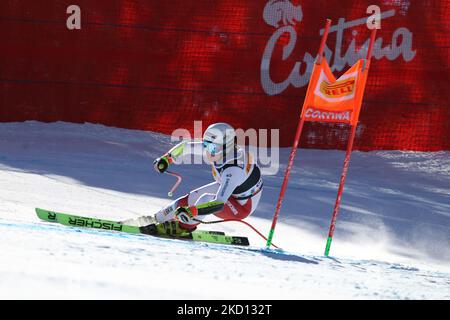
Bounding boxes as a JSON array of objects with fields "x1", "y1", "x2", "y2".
[{"x1": 165, "y1": 171, "x2": 182, "y2": 197}]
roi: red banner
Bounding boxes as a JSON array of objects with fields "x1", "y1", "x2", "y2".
[{"x1": 0, "y1": 1, "x2": 448, "y2": 151}]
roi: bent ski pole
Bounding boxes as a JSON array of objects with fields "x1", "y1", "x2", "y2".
[{"x1": 165, "y1": 171, "x2": 182, "y2": 197}]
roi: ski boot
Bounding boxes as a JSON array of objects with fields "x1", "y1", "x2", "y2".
[
  {"x1": 136, "y1": 219, "x2": 196, "y2": 237},
  {"x1": 154, "y1": 220, "x2": 197, "y2": 237}
]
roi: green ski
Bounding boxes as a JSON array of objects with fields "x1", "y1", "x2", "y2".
[{"x1": 35, "y1": 208, "x2": 249, "y2": 246}]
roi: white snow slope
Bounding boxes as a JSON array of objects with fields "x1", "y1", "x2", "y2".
[{"x1": 0, "y1": 121, "x2": 449, "y2": 299}]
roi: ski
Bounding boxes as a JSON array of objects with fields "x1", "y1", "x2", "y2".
[{"x1": 35, "y1": 208, "x2": 249, "y2": 246}]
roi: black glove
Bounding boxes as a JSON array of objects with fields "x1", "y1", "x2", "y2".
[
  {"x1": 175, "y1": 206, "x2": 197, "y2": 223},
  {"x1": 153, "y1": 155, "x2": 170, "y2": 173}
]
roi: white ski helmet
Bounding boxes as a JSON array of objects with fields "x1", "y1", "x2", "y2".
[{"x1": 202, "y1": 122, "x2": 236, "y2": 157}]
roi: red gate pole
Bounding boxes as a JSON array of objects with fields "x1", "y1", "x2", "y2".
[
  {"x1": 324, "y1": 124, "x2": 357, "y2": 256},
  {"x1": 324, "y1": 28, "x2": 377, "y2": 256},
  {"x1": 266, "y1": 19, "x2": 332, "y2": 249}
]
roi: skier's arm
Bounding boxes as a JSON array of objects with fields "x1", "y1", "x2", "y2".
[{"x1": 154, "y1": 140, "x2": 200, "y2": 173}]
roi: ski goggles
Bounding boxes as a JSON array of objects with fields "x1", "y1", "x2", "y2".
[{"x1": 202, "y1": 140, "x2": 220, "y2": 156}]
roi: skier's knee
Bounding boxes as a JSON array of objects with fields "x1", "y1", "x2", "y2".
[
  {"x1": 178, "y1": 219, "x2": 199, "y2": 231},
  {"x1": 178, "y1": 212, "x2": 205, "y2": 231}
]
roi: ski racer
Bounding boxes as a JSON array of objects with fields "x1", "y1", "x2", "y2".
[{"x1": 123, "y1": 123, "x2": 263, "y2": 236}]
